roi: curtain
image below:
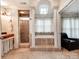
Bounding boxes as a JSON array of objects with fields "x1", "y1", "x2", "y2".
[
  {"x1": 35, "y1": 19, "x2": 52, "y2": 32},
  {"x1": 62, "y1": 17, "x2": 79, "y2": 38}
]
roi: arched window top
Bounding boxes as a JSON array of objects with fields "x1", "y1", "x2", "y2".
[
  {"x1": 39, "y1": 4, "x2": 48, "y2": 14},
  {"x1": 35, "y1": 0, "x2": 53, "y2": 18}
]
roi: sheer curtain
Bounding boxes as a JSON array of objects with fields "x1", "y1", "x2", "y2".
[
  {"x1": 35, "y1": 19, "x2": 52, "y2": 32},
  {"x1": 62, "y1": 17, "x2": 79, "y2": 38}
]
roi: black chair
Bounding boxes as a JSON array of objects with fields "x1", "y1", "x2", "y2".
[{"x1": 61, "y1": 33, "x2": 79, "y2": 51}]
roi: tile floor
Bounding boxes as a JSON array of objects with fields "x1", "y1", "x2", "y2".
[{"x1": 2, "y1": 48, "x2": 79, "y2": 59}]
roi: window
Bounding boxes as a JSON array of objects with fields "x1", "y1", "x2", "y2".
[
  {"x1": 39, "y1": 5, "x2": 48, "y2": 14},
  {"x1": 62, "y1": 18, "x2": 79, "y2": 38},
  {"x1": 35, "y1": 19, "x2": 52, "y2": 32}
]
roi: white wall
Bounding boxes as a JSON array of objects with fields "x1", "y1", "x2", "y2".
[
  {"x1": 0, "y1": 6, "x2": 2, "y2": 59},
  {"x1": 12, "y1": 8, "x2": 20, "y2": 49},
  {"x1": 0, "y1": 40, "x2": 2, "y2": 59},
  {"x1": 0, "y1": 17, "x2": 2, "y2": 59},
  {"x1": 59, "y1": 0, "x2": 73, "y2": 11}
]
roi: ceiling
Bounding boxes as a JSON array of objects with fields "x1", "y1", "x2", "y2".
[
  {"x1": 61, "y1": 0, "x2": 79, "y2": 13},
  {"x1": 1, "y1": 0, "x2": 61, "y2": 9},
  {"x1": 1, "y1": 0, "x2": 31, "y2": 9}
]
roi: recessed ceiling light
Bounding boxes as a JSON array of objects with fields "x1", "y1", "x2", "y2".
[
  {"x1": 19, "y1": 11, "x2": 25, "y2": 14},
  {"x1": 20, "y1": 2, "x2": 27, "y2": 5}
]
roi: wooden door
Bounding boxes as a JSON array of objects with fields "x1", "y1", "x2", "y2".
[{"x1": 20, "y1": 20, "x2": 29, "y2": 43}]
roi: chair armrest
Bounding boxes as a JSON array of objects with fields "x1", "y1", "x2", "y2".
[{"x1": 68, "y1": 38, "x2": 79, "y2": 41}]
